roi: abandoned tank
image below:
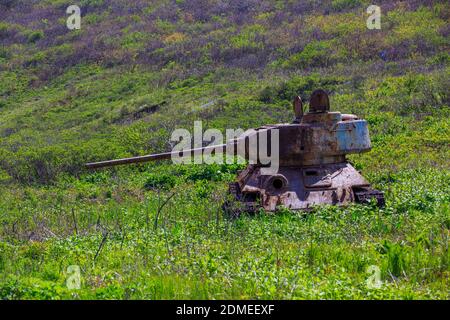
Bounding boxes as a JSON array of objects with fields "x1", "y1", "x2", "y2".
[{"x1": 86, "y1": 89, "x2": 385, "y2": 215}]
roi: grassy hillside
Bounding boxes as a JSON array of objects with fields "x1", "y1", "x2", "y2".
[{"x1": 0, "y1": 0, "x2": 449, "y2": 299}]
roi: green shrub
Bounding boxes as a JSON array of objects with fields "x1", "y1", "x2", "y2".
[
  {"x1": 378, "y1": 240, "x2": 407, "y2": 277},
  {"x1": 259, "y1": 74, "x2": 344, "y2": 104},
  {"x1": 176, "y1": 163, "x2": 243, "y2": 182},
  {"x1": 0, "y1": 100, "x2": 7, "y2": 109},
  {"x1": 365, "y1": 72, "x2": 449, "y2": 116},
  {"x1": 80, "y1": 0, "x2": 104, "y2": 7},
  {"x1": 27, "y1": 30, "x2": 44, "y2": 43},
  {"x1": 283, "y1": 41, "x2": 332, "y2": 69},
  {"x1": 0, "y1": 47, "x2": 10, "y2": 61},
  {"x1": 427, "y1": 52, "x2": 450, "y2": 66},
  {"x1": 144, "y1": 173, "x2": 176, "y2": 190},
  {"x1": 0, "y1": 22, "x2": 9, "y2": 39},
  {"x1": 331, "y1": 0, "x2": 362, "y2": 11},
  {"x1": 25, "y1": 51, "x2": 47, "y2": 67},
  {"x1": 230, "y1": 24, "x2": 265, "y2": 50},
  {"x1": 193, "y1": 180, "x2": 214, "y2": 198}
]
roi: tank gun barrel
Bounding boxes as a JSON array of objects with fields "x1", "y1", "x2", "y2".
[{"x1": 85, "y1": 144, "x2": 227, "y2": 169}]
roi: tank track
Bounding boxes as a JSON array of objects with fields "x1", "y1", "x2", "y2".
[
  {"x1": 353, "y1": 187, "x2": 385, "y2": 207},
  {"x1": 223, "y1": 184, "x2": 385, "y2": 218},
  {"x1": 222, "y1": 182, "x2": 258, "y2": 219}
]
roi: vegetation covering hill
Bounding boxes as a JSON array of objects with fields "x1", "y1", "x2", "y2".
[{"x1": 0, "y1": 0, "x2": 449, "y2": 299}]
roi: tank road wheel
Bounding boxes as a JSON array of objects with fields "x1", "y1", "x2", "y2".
[
  {"x1": 222, "y1": 182, "x2": 258, "y2": 219},
  {"x1": 353, "y1": 187, "x2": 385, "y2": 207}
]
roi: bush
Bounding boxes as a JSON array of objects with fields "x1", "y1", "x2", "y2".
[
  {"x1": 229, "y1": 24, "x2": 265, "y2": 50},
  {"x1": 259, "y1": 74, "x2": 344, "y2": 104},
  {"x1": 365, "y1": 72, "x2": 449, "y2": 116},
  {"x1": 331, "y1": 0, "x2": 362, "y2": 12},
  {"x1": 80, "y1": 0, "x2": 105, "y2": 8},
  {"x1": 0, "y1": 0, "x2": 19, "y2": 9},
  {"x1": 0, "y1": 47, "x2": 10, "y2": 60},
  {"x1": 0, "y1": 22, "x2": 9, "y2": 39},
  {"x1": 175, "y1": 163, "x2": 244, "y2": 182},
  {"x1": 378, "y1": 240, "x2": 407, "y2": 277},
  {"x1": 24, "y1": 52, "x2": 47, "y2": 67},
  {"x1": 27, "y1": 30, "x2": 44, "y2": 43},
  {"x1": 427, "y1": 52, "x2": 450, "y2": 66},
  {"x1": 283, "y1": 41, "x2": 332, "y2": 69},
  {"x1": 144, "y1": 173, "x2": 176, "y2": 190}
]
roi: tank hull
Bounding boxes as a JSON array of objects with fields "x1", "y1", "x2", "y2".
[{"x1": 224, "y1": 162, "x2": 384, "y2": 216}]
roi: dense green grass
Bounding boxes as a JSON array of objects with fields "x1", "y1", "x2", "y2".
[
  {"x1": 0, "y1": 167, "x2": 448, "y2": 299},
  {"x1": 0, "y1": 1, "x2": 449, "y2": 299}
]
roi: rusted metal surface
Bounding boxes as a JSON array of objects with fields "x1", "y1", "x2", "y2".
[
  {"x1": 85, "y1": 144, "x2": 227, "y2": 169},
  {"x1": 224, "y1": 89, "x2": 384, "y2": 213},
  {"x1": 86, "y1": 88, "x2": 384, "y2": 214},
  {"x1": 292, "y1": 96, "x2": 303, "y2": 123},
  {"x1": 236, "y1": 163, "x2": 371, "y2": 211},
  {"x1": 309, "y1": 89, "x2": 330, "y2": 113}
]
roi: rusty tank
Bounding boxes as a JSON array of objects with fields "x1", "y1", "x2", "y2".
[{"x1": 86, "y1": 89, "x2": 384, "y2": 215}]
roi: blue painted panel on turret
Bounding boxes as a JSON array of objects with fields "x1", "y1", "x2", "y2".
[{"x1": 336, "y1": 120, "x2": 371, "y2": 154}]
